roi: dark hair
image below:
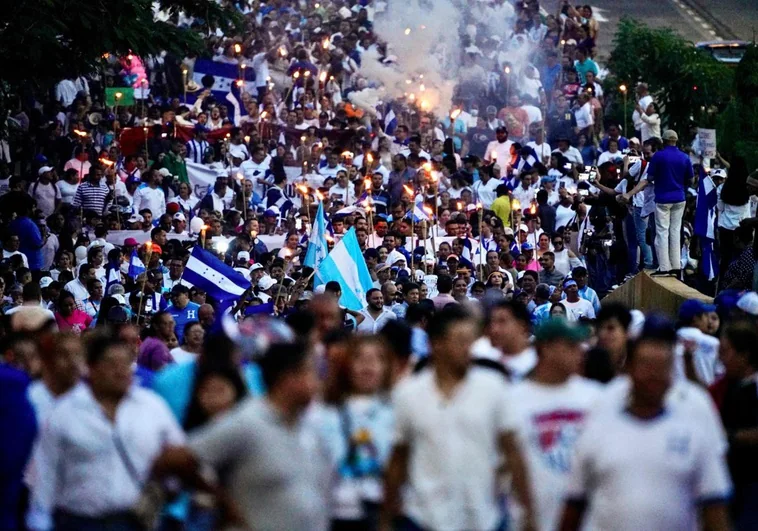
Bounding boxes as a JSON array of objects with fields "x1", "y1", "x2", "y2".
[
  {"x1": 721, "y1": 319, "x2": 758, "y2": 369},
  {"x1": 720, "y1": 156, "x2": 750, "y2": 207},
  {"x1": 85, "y1": 328, "x2": 125, "y2": 365},
  {"x1": 427, "y1": 304, "x2": 473, "y2": 342},
  {"x1": 258, "y1": 341, "x2": 309, "y2": 390},
  {"x1": 58, "y1": 290, "x2": 76, "y2": 307},
  {"x1": 150, "y1": 227, "x2": 166, "y2": 241},
  {"x1": 78, "y1": 263, "x2": 94, "y2": 279},
  {"x1": 183, "y1": 359, "x2": 248, "y2": 431},
  {"x1": 325, "y1": 281, "x2": 342, "y2": 294},
  {"x1": 596, "y1": 302, "x2": 632, "y2": 329},
  {"x1": 366, "y1": 288, "x2": 381, "y2": 300},
  {"x1": 379, "y1": 320, "x2": 413, "y2": 361},
  {"x1": 404, "y1": 282, "x2": 420, "y2": 293},
  {"x1": 584, "y1": 347, "x2": 615, "y2": 383},
  {"x1": 22, "y1": 282, "x2": 41, "y2": 301},
  {"x1": 486, "y1": 299, "x2": 531, "y2": 328},
  {"x1": 406, "y1": 299, "x2": 435, "y2": 325},
  {"x1": 437, "y1": 274, "x2": 454, "y2": 294}
]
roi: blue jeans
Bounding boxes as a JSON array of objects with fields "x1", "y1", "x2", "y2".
[{"x1": 633, "y1": 207, "x2": 654, "y2": 269}]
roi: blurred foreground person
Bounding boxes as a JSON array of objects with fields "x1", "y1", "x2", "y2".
[
  {"x1": 382, "y1": 305, "x2": 536, "y2": 531},
  {"x1": 504, "y1": 319, "x2": 602, "y2": 530},
  {"x1": 26, "y1": 331, "x2": 184, "y2": 531},
  {"x1": 153, "y1": 341, "x2": 329, "y2": 531},
  {"x1": 559, "y1": 316, "x2": 732, "y2": 531}
]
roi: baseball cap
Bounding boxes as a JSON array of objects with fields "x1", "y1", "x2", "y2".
[
  {"x1": 123, "y1": 237, "x2": 139, "y2": 247},
  {"x1": 736, "y1": 292, "x2": 758, "y2": 316},
  {"x1": 258, "y1": 275, "x2": 277, "y2": 291},
  {"x1": 237, "y1": 251, "x2": 251, "y2": 262},
  {"x1": 534, "y1": 318, "x2": 589, "y2": 343},
  {"x1": 173, "y1": 213, "x2": 186, "y2": 222},
  {"x1": 39, "y1": 277, "x2": 54, "y2": 289},
  {"x1": 678, "y1": 299, "x2": 717, "y2": 323},
  {"x1": 38, "y1": 166, "x2": 54, "y2": 175},
  {"x1": 710, "y1": 168, "x2": 727, "y2": 180},
  {"x1": 375, "y1": 263, "x2": 390, "y2": 273},
  {"x1": 521, "y1": 242, "x2": 534, "y2": 251},
  {"x1": 519, "y1": 224, "x2": 529, "y2": 233},
  {"x1": 264, "y1": 206, "x2": 280, "y2": 217},
  {"x1": 662, "y1": 130, "x2": 679, "y2": 142},
  {"x1": 249, "y1": 263, "x2": 264, "y2": 272},
  {"x1": 87, "y1": 239, "x2": 106, "y2": 250},
  {"x1": 127, "y1": 214, "x2": 144, "y2": 224}
]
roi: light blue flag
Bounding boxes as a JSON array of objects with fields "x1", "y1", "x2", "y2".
[
  {"x1": 316, "y1": 228, "x2": 373, "y2": 311},
  {"x1": 304, "y1": 201, "x2": 329, "y2": 269}
]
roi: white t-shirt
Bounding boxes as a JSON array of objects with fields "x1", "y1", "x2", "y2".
[
  {"x1": 484, "y1": 139, "x2": 514, "y2": 164},
  {"x1": 170, "y1": 347, "x2": 199, "y2": 364},
  {"x1": 574, "y1": 102, "x2": 594, "y2": 130},
  {"x1": 555, "y1": 204, "x2": 575, "y2": 232},
  {"x1": 561, "y1": 298, "x2": 596, "y2": 321},
  {"x1": 392, "y1": 368, "x2": 510, "y2": 531},
  {"x1": 503, "y1": 376, "x2": 603, "y2": 531},
  {"x1": 28, "y1": 182, "x2": 61, "y2": 218},
  {"x1": 674, "y1": 327, "x2": 723, "y2": 386},
  {"x1": 56, "y1": 180, "x2": 79, "y2": 205},
  {"x1": 566, "y1": 383, "x2": 732, "y2": 531}
]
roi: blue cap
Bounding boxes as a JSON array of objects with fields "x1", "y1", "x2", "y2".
[
  {"x1": 678, "y1": 299, "x2": 717, "y2": 324},
  {"x1": 521, "y1": 242, "x2": 534, "y2": 251}
]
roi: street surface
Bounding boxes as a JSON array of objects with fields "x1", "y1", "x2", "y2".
[{"x1": 545, "y1": 0, "x2": 757, "y2": 60}]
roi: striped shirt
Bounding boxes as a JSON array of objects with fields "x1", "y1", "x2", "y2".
[
  {"x1": 186, "y1": 139, "x2": 210, "y2": 164},
  {"x1": 72, "y1": 181, "x2": 110, "y2": 214}
]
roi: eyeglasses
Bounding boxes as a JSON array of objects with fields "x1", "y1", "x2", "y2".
[{"x1": 553, "y1": 241, "x2": 563, "y2": 246}]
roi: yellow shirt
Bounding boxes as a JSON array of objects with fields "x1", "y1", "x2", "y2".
[{"x1": 491, "y1": 195, "x2": 512, "y2": 228}]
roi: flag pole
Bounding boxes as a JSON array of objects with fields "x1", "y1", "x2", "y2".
[{"x1": 136, "y1": 243, "x2": 154, "y2": 325}]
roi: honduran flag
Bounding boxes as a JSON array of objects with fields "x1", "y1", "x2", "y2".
[{"x1": 694, "y1": 165, "x2": 719, "y2": 281}]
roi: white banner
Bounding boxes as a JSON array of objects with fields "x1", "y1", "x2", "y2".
[
  {"x1": 186, "y1": 161, "x2": 219, "y2": 200},
  {"x1": 697, "y1": 128, "x2": 717, "y2": 159}
]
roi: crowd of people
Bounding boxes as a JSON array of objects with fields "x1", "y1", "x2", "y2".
[{"x1": 3, "y1": 0, "x2": 758, "y2": 529}]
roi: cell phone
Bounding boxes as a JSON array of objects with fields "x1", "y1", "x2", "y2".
[
  {"x1": 559, "y1": 181, "x2": 566, "y2": 189},
  {"x1": 627, "y1": 155, "x2": 641, "y2": 164},
  {"x1": 588, "y1": 167, "x2": 597, "y2": 183},
  {"x1": 563, "y1": 162, "x2": 573, "y2": 171},
  {"x1": 579, "y1": 189, "x2": 589, "y2": 197},
  {"x1": 578, "y1": 172, "x2": 589, "y2": 181}
]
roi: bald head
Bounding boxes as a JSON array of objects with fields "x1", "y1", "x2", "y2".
[
  {"x1": 198, "y1": 304, "x2": 215, "y2": 328},
  {"x1": 309, "y1": 294, "x2": 342, "y2": 340}
]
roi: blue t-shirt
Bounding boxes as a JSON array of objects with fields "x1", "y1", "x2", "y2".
[
  {"x1": 167, "y1": 301, "x2": 201, "y2": 343},
  {"x1": 9, "y1": 216, "x2": 43, "y2": 270},
  {"x1": 648, "y1": 145, "x2": 693, "y2": 204}
]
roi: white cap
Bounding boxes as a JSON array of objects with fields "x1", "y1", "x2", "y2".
[
  {"x1": 87, "y1": 239, "x2": 106, "y2": 250},
  {"x1": 112, "y1": 294, "x2": 127, "y2": 305},
  {"x1": 258, "y1": 275, "x2": 277, "y2": 291},
  {"x1": 173, "y1": 213, "x2": 186, "y2": 222},
  {"x1": 237, "y1": 251, "x2": 251, "y2": 262},
  {"x1": 737, "y1": 292, "x2": 758, "y2": 316},
  {"x1": 249, "y1": 263, "x2": 264, "y2": 272},
  {"x1": 158, "y1": 168, "x2": 172, "y2": 177},
  {"x1": 39, "y1": 277, "x2": 54, "y2": 289},
  {"x1": 128, "y1": 214, "x2": 144, "y2": 223},
  {"x1": 38, "y1": 166, "x2": 54, "y2": 175}
]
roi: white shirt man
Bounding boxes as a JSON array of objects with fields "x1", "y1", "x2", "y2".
[
  {"x1": 512, "y1": 182, "x2": 536, "y2": 208},
  {"x1": 473, "y1": 176, "x2": 501, "y2": 209},
  {"x1": 328, "y1": 182, "x2": 356, "y2": 205},
  {"x1": 565, "y1": 379, "x2": 731, "y2": 531},
  {"x1": 484, "y1": 139, "x2": 513, "y2": 165},
  {"x1": 527, "y1": 141, "x2": 552, "y2": 165},
  {"x1": 241, "y1": 155, "x2": 272, "y2": 200},
  {"x1": 504, "y1": 375, "x2": 602, "y2": 530},
  {"x1": 26, "y1": 385, "x2": 184, "y2": 530},
  {"x1": 132, "y1": 184, "x2": 166, "y2": 218},
  {"x1": 392, "y1": 368, "x2": 513, "y2": 530},
  {"x1": 356, "y1": 306, "x2": 396, "y2": 334},
  {"x1": 553, "y1": 146, "x2": 583, "y2": 165},
  {"x1": 574, "y1": 101, "x2": 594, "y2": 131},
  {"x1": 674, "y1": 327, "x2": 723, "y2": 386}
]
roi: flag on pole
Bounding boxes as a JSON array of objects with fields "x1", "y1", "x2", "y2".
[
  {"x1": 127, "y1": 249, "x2": 146, "y2": 279},
  {"x1": 316, "y1": 228, "x2": 373, "y2": 311},
  {"x1": 412, "y1": 196, "x2": 431, "y2": 223},
  {"x1": 694, "y1": 165, "x2": 719, "y2": 281},
  {"x1": 304, "y1": 202, "x2": 329, "y2": 269},
  {"x1": 183, "y1": 246, "x2": 251, "y2": 306}
]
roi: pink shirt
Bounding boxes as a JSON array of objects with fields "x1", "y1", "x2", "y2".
[{"x1": 55, "y1": 309, "x2": 93, "y2": 335}]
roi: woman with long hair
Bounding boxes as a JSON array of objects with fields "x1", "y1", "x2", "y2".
[
  {"x1": 717, "y1": 157, "x2": 751, "y2": 277},
  {"x1": 137, "y1": 310, "x2": 176, "y2": 371},
  {"x1": 54, "y1": 290, "x2": 92, "y2": 335},
  {"x1": 322, "y1": 336, "x2": 394, "y2": 531}
]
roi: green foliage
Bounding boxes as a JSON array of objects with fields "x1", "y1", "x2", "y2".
[
  {"x1": 604, "y1": 18, "x2": 734, "y2": 135},
  {"x1": 718, "y1": 44, "x2": 758, "y2": 170},
  {"x1": 0, "y1": 0, "x2": 239, "y2": 90}
]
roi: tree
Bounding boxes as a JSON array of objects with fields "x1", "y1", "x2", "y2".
[
  {"x1": 717, "y1": 44, "x2": 758, "y2": 170},
  {"x1": 0, "y1": 0, "x2": 240, "y2": 135},
  {"x1": 603, "y1": 18, "x2": 734, "y2": 137}
]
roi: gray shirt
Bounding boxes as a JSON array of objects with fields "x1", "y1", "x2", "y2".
[{"x1": 189, "y1": 398, "x2": 329, "y2": 531}]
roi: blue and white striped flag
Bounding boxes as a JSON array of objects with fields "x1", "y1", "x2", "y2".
[
  {"x1": 127, "y1": 249, "x2": 146, "y2": 279},
  {"x1": 412, "y1": 196, "x2": 431, "y2": 223},
  {"x1": 316, "y1": 228, "x2": 373, "y2": 311},
  {"x1": 304, "y1": 202, "x2": 329, "y2": 269},
  {"x1": 183, "y1": 246, "x2": 251, "y2": 306},
  {"x1": 225, "y1": 80, "x2": 249, "y2": 126},
  {"x1": 694, "y1": 166, "x2": 719, "y2": 280},
  {"x1": 190, "y1": 59, "x2": 255, "y2": 117},
  {"x1": 383, "y1": 107, "x2": 397, "y2": 135}
]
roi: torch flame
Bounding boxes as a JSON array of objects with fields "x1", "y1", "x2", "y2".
[
  {"x1": 304, "y1": 71, "x2": 311, "y2": 77},
  {"x1": 404, "y1": 28, "x2": 411, "y2": 35},
  {"x1": 341, "y1": 151, "x2": 354, "y2": 159},
  {"x1": 114, "y1": 92, "x2": 123, "y2": 100},
  {"x1": 319, "y1": 71, "x2": 327, "y2": 82},
  {"x1": 99, "y1": 157, "x2": 114, "y2": 167},
  {"x1": 366, "y1": 153, "x2": 374, "y2": 163},
  {"x1": 244, "y1": 135, "x2": 250, "y2": 143},
  {"x1": 403, "y1": 185, "x2": 414, "y2": 197},
  {"x1": 529, "y1": 202, "x2": 537, "y2": 215},
  {"x1": 73, "y1": 129, "x2": 88, "y2": 137},
  {"x1": 297, "y1": 184, "x2": 309, "y2": 194},
  {"x1": 293, "y1": 71, "x2": 300, "y2": 79},
  {"x1": 491, "y1": 151, "x2": 498, "y2": 161},
  {"x1": 477, "y1": 202, "x2": 483, "y2": 210},
  {"x1": 512, "y1": 199, "x2": 521, "y2": 211},
  {"x1": 315, "y1": 191, "x2": 324, "y2": 201},
  {"x1": 323, "y1": 38, "x2": 330, "y2": 49},
  {"x1": 279, "y1": 47, "x2": 288, "y2": 57},
  {"x1": 422, "y1": 162, "x2": 432, "y2": 172},
  {"x1": 450, "y1": 108, "x2": 462, "y2": 120},
  {"x1": 457, "y1": 201, "x2": 463, "y2": 211},
  {"x1": 234, "y1": 44, "x2": 242, "y2": 54},
  {"x1": 260, "y1": 111, "x2": 268, "y2": 119},
  {"x1": 235, "y1": 80, "x2": 243, "y2": 87},
  {"x1": 364, "y1": 178, "x2": 372, "y2": 190}
]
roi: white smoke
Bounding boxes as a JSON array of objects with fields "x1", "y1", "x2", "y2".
[{"x1": 361, "y1": 0, "x2": 462, "y2": 118}]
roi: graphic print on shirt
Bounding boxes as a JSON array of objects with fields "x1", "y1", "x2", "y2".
[{"x1": 530, "y1": 409, "x2": 586, "y2": 473}]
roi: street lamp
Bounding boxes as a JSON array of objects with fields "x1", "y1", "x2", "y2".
[{"x1": 619, "y1": 84, "x2": 628, "y2": 136}]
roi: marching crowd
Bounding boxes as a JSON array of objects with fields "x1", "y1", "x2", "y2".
[{"x1": 3, "y1": 0, "x2": 758, "y2": 529}]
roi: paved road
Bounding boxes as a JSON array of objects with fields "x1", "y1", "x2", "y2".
[{"x1": 544, "y1": 0, "x2": 757, "y2": 60}]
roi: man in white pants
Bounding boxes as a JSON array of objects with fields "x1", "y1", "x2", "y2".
[{"x1": 625, "y1": 129, "x2": 692, "y2": 277}]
